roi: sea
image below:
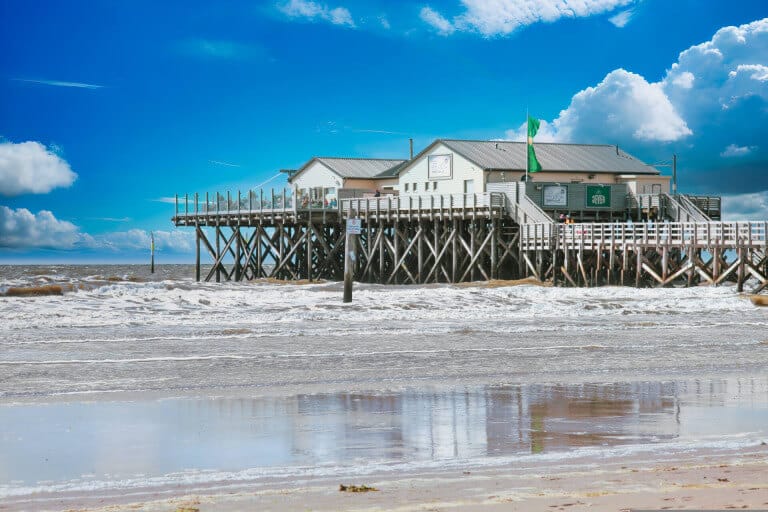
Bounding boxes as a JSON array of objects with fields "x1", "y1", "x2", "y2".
[{"x1": 1, "y1": 264, "x2": 767, "y2": 508}]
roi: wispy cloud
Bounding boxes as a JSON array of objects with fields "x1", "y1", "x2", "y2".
[
  {"x1": 12, "y1": 78, "x2": 103, "y2": 89},
  {"x1": 177, "y1": 39, "x2": 268, "y2": 60},
  {"x1": 420, "y1": 0, "x2": 635, "y2": 37},
  {"x1": 420, "y1": 7, "x2": 455, "y2": 36},
  {"x1": 278, "y1": 0, "x2": 355, "y2": 28},
  {"x1": 209, "y1": 159, "x2": 241, "y2": 167},
  {"x1": 608, "y1": 9, "x2": 634, "y2": 28},
  {"x1": 352, "y1": 128, "x2": 409, "y2": 135},
  {"x1": 720, "y1": 144, "x2": 757, "y2": 158},
  {"x1": 90, "y1": 217, "x2": 132, "y2": 223},
  {"x1": 152, "y1": 197, "x2": 178, "y2": 204}
]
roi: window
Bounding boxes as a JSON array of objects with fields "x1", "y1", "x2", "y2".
[
  {"x1": 404, "y1": 183, "x2": 409, "y2": 192},
  {"x1": 433, "y1": 181, "x2": 438, "y2": 191},
  {"x1": 463, "y1": 180, "x2": 474, "y2": 194},
  {"x1": 424, "y1": 182, "x2": 430, "y2": 191},
  {"x1": 413, "y1": 182, "x2": 418, "y2": 192}
]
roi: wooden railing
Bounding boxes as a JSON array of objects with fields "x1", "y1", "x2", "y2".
[
  {"x1": 340, "y1": 192, "x2": 504, "y2": 215},
  {"x1": 520, "y1": 221, "x2": 768, "y2": 250}
]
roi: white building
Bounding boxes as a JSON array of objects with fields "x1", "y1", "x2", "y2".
[
  {"x1": 288, "y1": 157, "x2": 406, "y2": 207},
  {"x1": 395, "y1": 139, "x2": 669, "y2": 195}
]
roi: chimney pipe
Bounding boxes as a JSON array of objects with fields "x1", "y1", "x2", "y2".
[
  {"x1": 615, "y1": 144, "x2": 619, "y2": 155},
  {"x1": 409, "y1": 138, "x2": 414, "y2": 160}
]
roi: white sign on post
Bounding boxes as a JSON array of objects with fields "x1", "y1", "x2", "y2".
[{"x1": 346, "y1": 218, "x2": 362, "y2": 235}]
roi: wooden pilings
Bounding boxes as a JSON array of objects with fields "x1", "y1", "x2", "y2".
[{"x1": 191, "y1": 215, "x2": 518, "y2": 284}]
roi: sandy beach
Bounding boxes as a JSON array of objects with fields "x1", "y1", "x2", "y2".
[{"x1": 16, "y1": 446, "x2": 767, "y2": 511}]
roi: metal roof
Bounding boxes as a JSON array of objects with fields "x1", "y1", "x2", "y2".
[
  {"x1": 314, "y1": 157, "x2": 407, "y2": 179},
  {"x1": 438, "y1": 140, "x2": 659, "y2": 174}
]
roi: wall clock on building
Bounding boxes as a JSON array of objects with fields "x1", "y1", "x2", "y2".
[{"x1": 428, "y1": 154, "x2": 452, "y2": 179}]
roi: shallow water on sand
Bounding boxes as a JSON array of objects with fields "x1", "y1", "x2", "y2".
[
  {"x1": 1, "y1": 378, "x2": 767, "y2": 501},
  {"x1": 1, "y1": 265, "x2": 767, "y2": 505}
]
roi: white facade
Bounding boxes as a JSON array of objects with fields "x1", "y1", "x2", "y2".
[
  {"x1": 397, "y1": 143, "x2": 485, "y2": 195},
  {"x1": 291, "y1": 161, "x2": 343, "y2": 191}
]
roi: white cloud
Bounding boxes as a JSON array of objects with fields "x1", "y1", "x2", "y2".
[
  {"x1": 12, "y1": 78, "x2": 103, "y2": 89},
  {"x1": 0, "y1": 206, "x2": 194, "y2": 252},
  {"x1": 671, "y1": 71, "x2": 695, "y2": 89},
  {"x1": 721, "y1": 191, "x2": 768, "y2": 220},
  {"x1": 608, "y1": 8, "x2": 633, "y2": 28},
  {"x1": 728, "y1": 63, "x2": 768, "y2": 82},
  {"x1": 720, "y1": 144, "x2": 757, "y2": 157},
  {"x1": 501, "y1": 17, "x2": 768, "y2": 190},
  {"x1": 0, "y1": 141, "x2": 78, "y2": 196},
  {"x1": 96, "y1": 229, "x2": 194, "y2": 253},
  {"x1": 278, "y1": 0, "x2": 355, "y2": 27},
  {"x1": 421, "y1": 0, "x2": 634, "y2": 37},
  {"x1": 420, "y1": 6, "x2": 455, "y2": 36},
  {"x1": 504, "y1": 69, "x2": 691, "y2": 144},
  {"x1": 0, "y1": 207, "x2": 81, "y2": 249},
  {"x1": 379, "y1": 15, "x2": 391, "y2": 30}
]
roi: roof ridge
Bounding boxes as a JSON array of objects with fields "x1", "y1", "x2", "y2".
[
  {"x1": 316, "y1": 156, "x2": 407, "y2": 161},
  {"x1": 440, "y1": 138, "x2": 619, "y2": 148}
]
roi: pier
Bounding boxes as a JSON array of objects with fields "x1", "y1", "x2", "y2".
[{"x1": 172, "y1": 189, "x2": 768, "y2": 293}]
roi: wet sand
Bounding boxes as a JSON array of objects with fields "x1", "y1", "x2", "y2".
[{"x1": 72, "y1": 451, "x2": 768, "y2": 512}]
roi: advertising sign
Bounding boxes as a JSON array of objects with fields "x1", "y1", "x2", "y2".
[
  {"x1": 586, "y1": 185, "x2": 611, "y2": 208},
  {"x1": 543, "y1": 185, "x2": 568, "y2": 207},
  {"x1": 428, "y1": 154, "x2": 452, "y2": 179}
]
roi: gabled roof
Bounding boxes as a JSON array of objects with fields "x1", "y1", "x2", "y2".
[
  {"x1": 404, "y1": 139, "x2": 659, "y2": 175},
  {"x1": 289, "y1": 157, "x2": 407, "y2": 183}
]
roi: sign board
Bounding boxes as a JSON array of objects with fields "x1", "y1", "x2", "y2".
[
  {"x1": 586, "y1": 185, "x2": 611, "y2": 208},
  {"x1": 346, "y1": 218, "x2": 362, "y2": 235},
  {"x1": 428, "y1": 154, "x2": 452, "y2": 179},
  {"x1": 543, "y1": 185, "x2": 568, "y2": 207}
]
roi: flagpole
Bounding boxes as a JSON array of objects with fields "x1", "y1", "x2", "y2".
[{"x1": 525, "y1": 108, "x2": 529, "y2": 182}]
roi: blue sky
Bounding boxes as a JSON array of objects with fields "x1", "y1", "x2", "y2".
[{"x1": 1, "y1": 0, "x2": 767, "y2": 262}]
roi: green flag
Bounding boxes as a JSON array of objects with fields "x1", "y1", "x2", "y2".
[{"x1": 527, "y1": 115, "x2": 542, "y2": 173}]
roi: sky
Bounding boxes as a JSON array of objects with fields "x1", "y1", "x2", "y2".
[{"x1": 1, "y1": 0, "x2": 767, "y2": 263}]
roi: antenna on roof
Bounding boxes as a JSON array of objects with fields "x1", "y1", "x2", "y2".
[{"x1": 409, "y1": 138, "x2": 414, "y2": 160}]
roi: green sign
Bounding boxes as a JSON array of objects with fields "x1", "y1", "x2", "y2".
[{"x1": 586, "y1": 185, "x2": 611, "y2": 208}]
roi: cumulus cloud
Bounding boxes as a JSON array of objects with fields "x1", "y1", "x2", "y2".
[
  {"x1": 0, "y1": 141, "x2": 78, "y2": 196},
  {"x1": 278, "y1": 0, "x2": 355, "y2": 27},
  {"x1": 501, "y1": 17, "x2": 768, "y2": 196},
  {"x1": 505, "y1": 69, "x2": 691, "y2": 143},
  {"x1": 421, "y1": 0, "x2": 634, "y2": 37},
  {"x1": 720, "y1": 144, "x2": 757, "y2": 157},
  {"x1": 0, "y1": 206, "x2": 194, "y2": 252},
  {"x1": 721, "y1": 191, "x2": 768, "y2": 220},
  {"x1": 0, "y1": 207, "x2": 81, "y2": 249},
  {"x1": 608, "y1": 8, "x2": 633, "y2": 28}
]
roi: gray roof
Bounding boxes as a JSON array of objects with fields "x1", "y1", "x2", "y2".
[
  {"x1": 309, "y1": 157, "x2": 407, "y2": 179},
  {"x1": 438, "y1": 140, "x2": 659, "y2": 174}
]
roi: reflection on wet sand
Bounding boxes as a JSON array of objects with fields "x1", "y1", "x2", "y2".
[{"x1": 0, "y1": 378, "x2": 766, "y2": 489}]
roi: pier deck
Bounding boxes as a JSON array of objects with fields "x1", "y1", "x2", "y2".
[{"x1": 172, "y1": 191, "x2": 767, "y2": 292}]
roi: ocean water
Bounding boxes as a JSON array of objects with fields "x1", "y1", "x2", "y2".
[{"x1": 1, "y1": 264, "x2": 767, "y2": 507}]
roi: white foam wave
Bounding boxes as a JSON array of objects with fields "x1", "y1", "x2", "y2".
[{"x1": 0, "y1": 436, "x2": 763, "y2": 501}]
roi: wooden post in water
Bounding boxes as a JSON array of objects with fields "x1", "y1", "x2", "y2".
[{"x1": 344, "y1": 215, "x2": 361, "y2": 302}]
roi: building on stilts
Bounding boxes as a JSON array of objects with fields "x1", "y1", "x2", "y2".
[{"x1": 172, "y1": 139, "x2": 767, "y2": 293}]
